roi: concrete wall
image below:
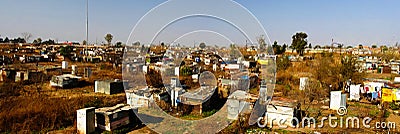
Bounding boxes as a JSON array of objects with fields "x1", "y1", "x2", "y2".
[
  {"x1": 95, "y1": 81, "x2": 109, "y2": 94},
  {"x1": 95, "y1": 81, "x2": 124, "y2": 95},
  {"x1": 227, "y1": 99, "x2": 249, "y2": 120},
  {"x1": 330, "y1": 91, "x2": 342, "y2": 110},
  {"x1": 126, "y1": 92, "x2": 149, "y2": 108},
  {"x1": 62, "y1": 61, "x2": 68, "y2": 69},
  {"x1": 15, "y1": 71, "x2": 25, "y2": 82},
  {"x1": 108, "y1": 82, "x2": 124, "y2": 95},
  {"x1": 0, "y1": 70, "x2": 16, "y2": 82},
  {"x1": 265, "y1": 105, "x2": 295, "y2": 127},
  {"x1": 77, "y1": 107, "x2": 95, "y2": 134},
  {"x1": 95, "y1": 105, "x2": 133, "y2": 131},
  {"x1": 299, "y1": 77, "x2": 308, "y2": 91}
]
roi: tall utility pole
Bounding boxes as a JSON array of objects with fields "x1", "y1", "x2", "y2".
[{"x1": 86, "y1": 0, "x2": 89, "y2": 56}]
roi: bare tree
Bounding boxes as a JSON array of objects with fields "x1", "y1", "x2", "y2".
[
  {"x1": 257, "y1": 35, "x2": 266, "y2": 51},
  {"x1": 21, "y1": 32, "x2": 32, "y2": 42}
]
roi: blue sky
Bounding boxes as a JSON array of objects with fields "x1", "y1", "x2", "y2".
[{"x1": 0, "y1": 0, "x2": 399, "y2": 47}]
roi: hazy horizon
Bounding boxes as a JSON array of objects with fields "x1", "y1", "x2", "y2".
[{"x1": 1, "y1": 0, "x2": 399, "y2": 47}]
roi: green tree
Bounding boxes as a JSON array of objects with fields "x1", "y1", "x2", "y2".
[
  {"x1": 381, "y1": 45, "x2": 388, "y2": 52},
  {"x1": 282, "y1": 44, "x2": 287, "y2": 52},
  {"x1": 180, "y1": 66, "x2": 192, "y2": 76},
  {"x1": 338, "y1": 44, "x2": 343, "y2": 49},
  {"x1": 4, "y1": 37, "x2": 9, "y2": 43},
  {"x1": 37, "y1": 38, "x2": 42, "y2": 43},
  {"x1": 272, "y1": 41, "x2": 286, "y2": 55},
  {"x1": 380, "y1": 49, "x2": 398, "y2": 63},
  {"x1": 60, "y1": 46, "x2": 73, "y2": 57},
  {"x1": 372, "y1": 45, "x2": 377, "y2": 48},
  {"x1": 229, "y1": 44, "x2": 241, "y2": 59},
  {"x1": 41, "y1": 39, "x2": 55, "y2": 45},
  {"x1": 339, "y1": 55, "x2": 365, "y2": 86},
  {"x1": 291, "y1": 32, "x2": 308, "y2": 56},
  {"x1": 314, "y1": 45, "x2": 321, "y2": 49},
  {"x1": 277, "y1": 55, "x2": 291, "y2": 71},
  {"x1": 104, "y1": 33, "x2": 113, "y2": 46},
  {"x1": 82, "y1": 40, "x2": 87, "y2": 46},
  {"x1": 272, "y1": 41, "x2": 280, "y2": 54},
  {"x1": 115, "y1": 42, "x2": 123, "y2": 47},
  {"x1": 133, "y1": 41, "x2": 140, "y2": 46},
  {"x1": 358, "y1": 44, "x2": 363, "y2": 49},
  {"x1": 33, "y1": 38, "x2": 42, "y2": 44},
  {"x1": 199, "y1": 42, "x2": 206, "y2": 49},
  {"x1": 312, "y1": 53, "x2": 340, "y2": 90}
]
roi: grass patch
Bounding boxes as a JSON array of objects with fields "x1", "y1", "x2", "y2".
[
  {"x1": 246, "y1": 128, "x2": 271, "y2": 133},
  {"x1": 180, "y1": 114, "x2": 203, "y2": 120},
  {"x1": 390, "y1": 102, "x2": 400, "y2": 110},
  {"x1": 274, "y1": 129, "x2": 292, "y2": 134},
  {"x1": 369, "y1": 109, "x2": 380, "y2": 117},
  {"x1": 353, "y1": 102, "x2": 361, "y2": 107},
  {"x1": 249, "y1": 88, "x2": 258, "y2": 95},
  {"x1": 202, "y1": 109, "x2": 217, "y2": 117},
  {"x1": 384, "y1": 110, "x2": 391, "y2": 118}
]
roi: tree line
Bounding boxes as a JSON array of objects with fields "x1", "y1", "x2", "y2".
[
  {"x1": 0, "y1": 37, "x2": 26, "y2": 44},
  {"x1": 0, "y1": 32, "x2": 123, "y2": 46}
]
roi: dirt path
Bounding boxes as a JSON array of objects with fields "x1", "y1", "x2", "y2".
[{"x1": 386, "y1": 113, "x2": 400, "y2": 132}]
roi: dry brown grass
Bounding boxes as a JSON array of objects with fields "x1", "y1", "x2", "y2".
[
  {"x1": 0, "y1": 63, "x2": 127, "y2": 133},
  {"x1": 0, "y1": 93, "x2": 126, "y2": 133}
]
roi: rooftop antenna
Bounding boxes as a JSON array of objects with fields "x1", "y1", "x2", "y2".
[{"x1": 86, "y1": 0, "x2": 89, "y2": 56}]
